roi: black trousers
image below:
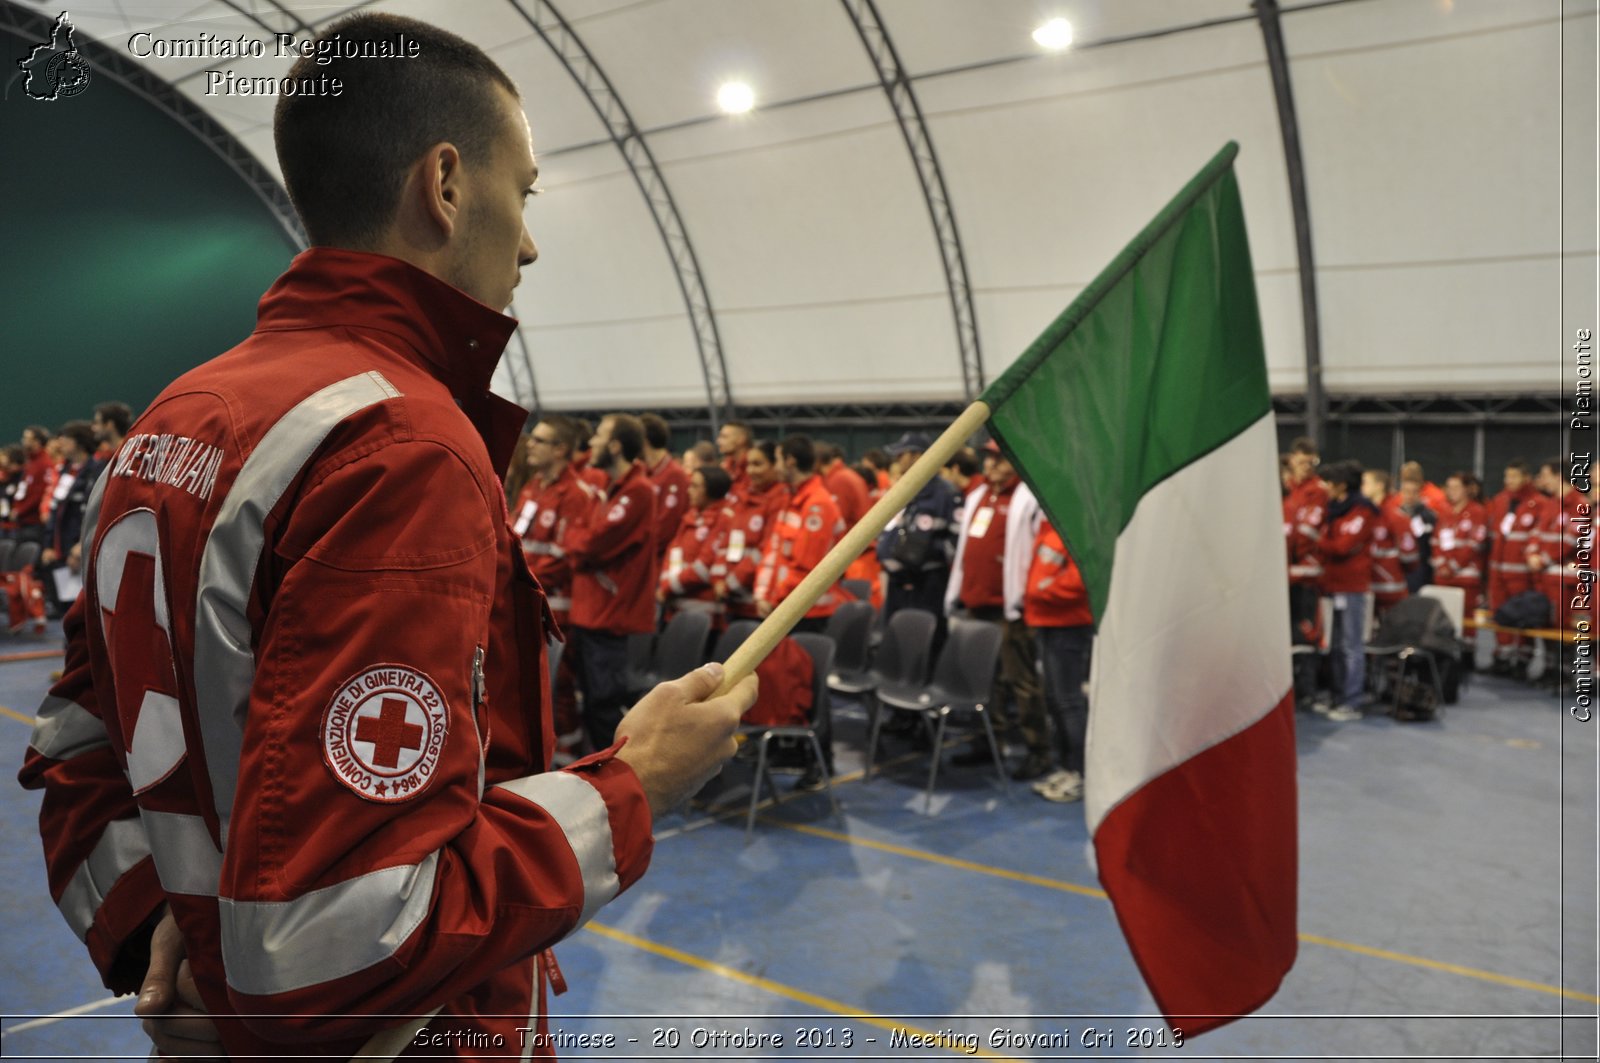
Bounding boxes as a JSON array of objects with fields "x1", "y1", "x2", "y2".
[{"x1": 567, "y1": 626, "x2": 632, "y2": 750}]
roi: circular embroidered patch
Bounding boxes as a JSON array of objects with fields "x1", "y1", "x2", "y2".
[
  {"x1": 539, "y1": 508, "x2": 558, "y2": 528},
  {"x1": 749, "y1": 515, "x2": 764, "y2": 533},
  {"x1": 804, "y1": 514, "x2": 823, "y2": 532},
  {"x1": 322, "y1": 665, "x2": 449, "y2": 803}
]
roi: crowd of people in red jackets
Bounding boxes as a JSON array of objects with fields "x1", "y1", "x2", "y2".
[{"x1": 1282, "y1": 436, "x2": 1592, "y2": 720}]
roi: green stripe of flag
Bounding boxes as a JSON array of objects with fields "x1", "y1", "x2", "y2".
[{"x1": 983, "y1": 141, "x2": 1272, "y2": 622}]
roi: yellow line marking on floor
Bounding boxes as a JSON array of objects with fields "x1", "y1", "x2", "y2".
[
  {"x1": 778, "y1": 820, "x2": 1109, "y2": 898},
  {"x1": 0, "y1": 704, "x2": 35, "y2": 726},
  {"x1": 1297, "y1": 934, "x2": 1600, "y2": 1005},
  {"x1": 765, "y1": 822, "x2": 1599, "y2": 1005},
  {"x1": 584, "y1": 922, "x2": 1024, "y2": 1060}
]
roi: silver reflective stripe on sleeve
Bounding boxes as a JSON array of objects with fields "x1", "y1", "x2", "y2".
[
  {"x1": 141, "y1": 811, "x2": 224, "y2": 897},
  {"x1": 545, "y1": 595, "x2": 572, "y2": 612},
  {"x1": 219, "y1": 852, "x2": 438, "y2": 996},
  {"x1": 495, "y1": 772, "x2": 618, "y2": 930},
  {"x1": 57, "y1": 817, "x2": 151, "y2": 942},
  {"x1": 526, "y1": 541, "x2": 565, "y2": 558},
  {"x1": 192, "y1": 372, "x2": 402, "y2": 845},
  {"x1": 29, "y1": 694, "x2": 110, "y2": 760}
]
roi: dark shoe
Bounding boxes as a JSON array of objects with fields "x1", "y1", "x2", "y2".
[
  {"x1": 1009, "y1": 753, "x2": 1052, "y2": 781},
  {"x1": 795, "y1": 764, "x2": 828, "y2": 792}
]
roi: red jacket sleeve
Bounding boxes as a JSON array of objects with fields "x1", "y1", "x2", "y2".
[
  {"x1": 1322, "y1": 506, "x2": 1376, "y2": 561},
  {"x1": 567, "y1": 478, "x2": 653, "y2": 569},
  {"x1": 214, "y1": 440, "x2": 653, "y2": 1041},
  {"x1": 773, "y1": 496, "x2": 843, "y2": 603},
  {"x1": 18, "y1": 593, "x2": 167, "y2": 995}
]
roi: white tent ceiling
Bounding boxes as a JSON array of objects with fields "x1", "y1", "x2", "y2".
[{"x1": 24, "y1": 0, "x2": 1597, "y2": 412}]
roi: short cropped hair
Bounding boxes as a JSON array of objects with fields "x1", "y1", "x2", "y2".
[
  {"x1": 779, "y1": 434, "x2": 816, "y2": 474},
  {"x1": 1364, "y1": 469, "x2": 1391, "y2": 492},
  {"x1": 688, "y1": 440, "x2": 717, "y2": 466},
  {"x1": 93, "y1": 401, "x2": 134, "y2": 436},
  {"x1": 604, "y1": 413, "x2": 645, "y2": 464},
  {"x1": 749, "y1": 439, "x2": 779, "y2": 464},
  {"x1": 640, "y1": 413, "x2": 671, "y2": 450},
  {"x1": 1289, "y1": 436, "x2": 1319, "y2": 457},
  {"x1": 537, "y1": 414, "x2": 583, "y2": 455},
  {"x1": 1321, "y1": 459, "x2": 1364, "y2": 494},
  {"x1": 57, "y1": 420, "x2": 96, "y2": 456},
  {"x1": 274, "y1": 14, "x2": 519, "y2": 246}
]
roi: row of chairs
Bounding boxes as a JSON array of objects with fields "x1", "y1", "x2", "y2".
[{"x1": 618, "y1": 602, "x2": 1008, "y2": 824}]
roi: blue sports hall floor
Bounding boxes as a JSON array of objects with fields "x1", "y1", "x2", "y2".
[{"x1": 0, "y1": 628, "x2": 1595, "y2": 1062}]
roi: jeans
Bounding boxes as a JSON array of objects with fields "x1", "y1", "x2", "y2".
[
  {"x1": 1036, "y1": 625, "x2": 1094, "y2": 774},
  {"x1": 1329, "y1": 591, "x2": 1369, "y2": 707}
]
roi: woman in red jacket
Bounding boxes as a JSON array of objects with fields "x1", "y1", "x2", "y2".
[{"x1": 659, "y1": 466, "x2": 733, "y2": 625}]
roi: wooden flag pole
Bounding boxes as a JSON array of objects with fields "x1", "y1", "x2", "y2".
[{"x1": 716, "y1": 399, "x2": 994, "y2": 696}]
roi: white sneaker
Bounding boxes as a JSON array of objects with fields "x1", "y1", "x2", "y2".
[
  {"x1": 1326, "y1": 705, "x2": 1362, "y2": 722},
  {"x1": 1038, "y1": 771, "x2": 1084, "y2": 803},
  {"x1": 1031, "y1": 769, "x2": 1074, "y2": 795}
]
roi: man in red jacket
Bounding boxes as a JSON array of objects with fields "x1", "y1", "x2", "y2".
[
  {"x1": 1318, "y1": 460, "x2": 1378, "y2": 721},
  {"x1": 640, "y1": 413, "x2": 691, "y2": 558},
  {"x1": 1283, "y1": 437, "x2": 1326, "y2": 709},
  {"x1": 11, "y1": 425, "x2": 54, "y2": 545},
  {"x1": 754, "y1": 435, "x2": 847, "y2": 632},
  {"x1": 1486, "y1": 459, "x2": 1540, "y2": 662},
  {"x1": 512, "y1": 414, "x2": 598, "y2": 761},
  {"x1": 1528, "y1": 455, "x2": 1592, "y2": 635},
  {"x1": 816, "y1": 441, "x2": 869, "y2": 529},
  {"x1": 1434, "y1": 471, "x2": 1489, "y2": 618},
  {"x1": 717, "y1": 419, "x2": 753, "y2": 502},
  {"x1": 1362, "y1": 469, "x2": 1417, "y2": 616},
  {"x1": 567, "y1": 413, "x2": 662, "y2": 749},
  {"x1": 18, "y1": 16, "x2": 753, "y2": 1059},
  {"x1": 1024, "y1": 519, "x2": 1094, "y2": 803}
]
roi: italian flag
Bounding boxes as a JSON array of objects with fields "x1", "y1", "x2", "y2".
[{"x1": 985, "y1": 142, "x2": 1298, "y2": 1035}]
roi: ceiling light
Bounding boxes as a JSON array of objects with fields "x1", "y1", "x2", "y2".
[
  {"x1": 1032, "y1": 17, "x2": 1074, "y2": 52},
  {"x1": 716, "y1": 81, "x2": 755, "y2": 114}
]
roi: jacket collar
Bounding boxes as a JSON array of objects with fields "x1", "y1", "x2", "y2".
[{"x1": 257, "y1": 247, "x2": 527, "y2": 476}]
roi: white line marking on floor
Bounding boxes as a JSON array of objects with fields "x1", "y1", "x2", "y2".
[{"x1": 4, "y1": 992, "x2": 130, "y2": 1034}]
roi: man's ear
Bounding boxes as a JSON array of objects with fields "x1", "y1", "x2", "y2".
[{"x1": 420, "y1": 142, "x2": 465, "y2": 236}]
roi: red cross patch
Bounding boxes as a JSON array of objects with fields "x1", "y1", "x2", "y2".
[{"x1": 322, "y1": 664, "x2": 449, "y2": 803}]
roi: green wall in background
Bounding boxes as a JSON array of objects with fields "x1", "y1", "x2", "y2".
[{"x1": 1, "y1": 26, "x2": 300, "y2": 441}]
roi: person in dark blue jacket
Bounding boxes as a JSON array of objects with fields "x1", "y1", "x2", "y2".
[{"x1": 876, "y1": 432, "x2": 960, "y2": 651}]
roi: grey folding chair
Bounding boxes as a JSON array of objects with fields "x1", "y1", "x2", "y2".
[
  {"x1": 651, "y1": 610, "x2": 713, "y2": 684},
  {"x1": 859, "y1": 608, "x2": 939, "y2": 777},
  {"x1": 821, "y1": 600, "x2": 875, "y2": 697},
  {"x1": 709, "y1": 619, "x2": 760, "y2": 664},
  {"x1": 868, "y1": 616, "x2": 1006, "y2": 812},
  {"x1": 741, "y1": 632, "x2": 842, "y2": 836}
]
